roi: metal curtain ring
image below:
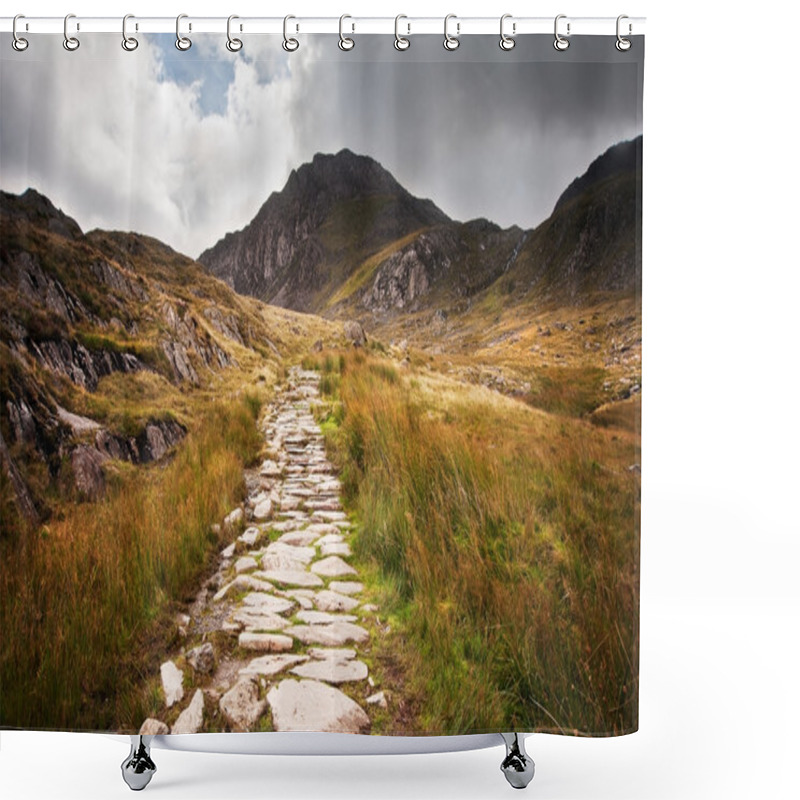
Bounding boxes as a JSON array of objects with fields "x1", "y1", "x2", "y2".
[
  {"x1": 12, "y1": 14, "x2": 29, "y2": 51},
  {"x1": 283, "y1": 15, "x2": 299, "y2": 52},
  {"x1": 63, "y1": 13, "x2": 80, "y2": 51},
  {"x1": 176, "y1": 14, "x2": 192, "y2": 50},
  {"x1": 554, "y1": 14, "x2": 570, "y2": 51},
  {"x1": 394, "y1": 15, "x2": 410, "y2": 50},
  {"x1": 339, "y1": 14, "x2": 354, "y2": 51},
  {"x1": 122, "y1": 14, "x2": 138, "y2": 51},
  {"x1": 499, "y1": 14, "x2": 515, "y2": 51},
  {"x1": 616, "y1": 14, "x2": 632, "y2": 51},
  {"x1": 443, "y1": 14, "x2": 460, "y2": 51},
  {"x1": 227, "y1": 15, "x2": 243, "y2": 52}
]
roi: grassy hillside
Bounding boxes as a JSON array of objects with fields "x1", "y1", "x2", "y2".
[
  {"x1": 0, "y1": 189, "x2": 344, "y2": 729},
  {"x1": 309, "y1": 350, "x2": 640, "y2": 735}
]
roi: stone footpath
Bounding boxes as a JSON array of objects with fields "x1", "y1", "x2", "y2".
[{"x1": 139, "y1": 367, "x2": 387, "y2": 737}]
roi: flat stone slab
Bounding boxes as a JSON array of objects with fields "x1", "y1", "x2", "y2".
[
  {"x1": 253, "y1": 499, "x2": 273, "y2": 521},
  {"x1": 312, "y1": 510, "x2": 348, "y2": 521},
  {"x1": 320, "y1": 542, "x2": 352, "y2": 558},
  {"x1": 233, "y1": 610, "x2": 291, "y2": 631},
  {"x1": 307, "y1": 647, "x2": 357, "y2": 660},
  {"x1": 213, "y1": 574, "x2": 273, "y2": 601},
  {"x1": 220, "y1": 678, "x2": 266, "y2": 732},
  {"x1": 304, "y1": 499, "x2": 342, "y2": 511},
  {"x1": 267, "y1": 679, "x2": 370, "y2": 734},
  {"x1": 290, "y1": 659, "x2": 368, "y2": 684},
  {"x1": 186, "y1": 642, "x2": 215, "y2": 674},
  {"x1": 328, "y1": 581, "x2": 364, "y2": 596},
  {"x1": 160, "y1": 660, "x2": 184, "y2": 708},
  {"x1": 139, "y1": 718, "x2": 169, "y2": 735},
  {"x1": 279, "y1": 495, "x2": 304, "y2": 511},
  {"x1": 249, "y1": 490, "x2": 270, "y2": 507},
  {"x1": 268, "y1": 520, "x2": 302, "y2": 533},
  {"x1": 235, "y1": 556, "x2": 258, "y2": 574},
  {"x1": 238, "y1": 632, "x2": 294, "y2": 652},
  {"x1": 224, "y1": 508, "x2": 244, "y2": 527},
  {"x1": 240, "y1": 654, "x2": 309, "y2": 679},
  {"x1": 366, "y1": 690, "x2": 388, "y2": 709},
  {"x1": 260, "y1": 553, "x2": 307, "y2": 572},
  {"x1": 311, "y1": 556, "x2": 358, "y2": 578},
  {"x1": 315, "y1": 533, "x2": 345, "y2": 545},
  {"x1": 258, "y1": 568, "x2": 323, "y2": 588},
  {"x1": 313, "y1": 590, "x2": 360, "y2": 612},
  {"x1": 278, "y1": 531, "x2": 320, "y2": 547},
  {"x1": 277, "y1": 510, "x2": 309, "y2": 520},
  {"x1": 172, "y1": 689, "x2": 204, "y2": 734},
  {"x1": 221, "y1": 542, "x2": 236, "y2": 558},
  {"x1": 260, "y1": 460, "x2": 282, "y2": 477},
  {"x1": 241, "y1": 592, "x2": 295, "y2": 615},
  {"x1": 296, "y1": 610, "x2": 358, "y2": 625},
  {"x1": 285, "y1": 622, "x2": 369, "y2": 646},
  {"x1": 264, "y1": 542, "x2": 316, "y2": 564}
]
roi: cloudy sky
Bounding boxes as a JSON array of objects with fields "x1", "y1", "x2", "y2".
[{"x1": 1, "y1": 33, "x2": 642, "y2": 258}]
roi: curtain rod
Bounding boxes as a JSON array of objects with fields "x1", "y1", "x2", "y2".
[{"x1": 0, "y1": 16, "x2": 646, "y2": 37}]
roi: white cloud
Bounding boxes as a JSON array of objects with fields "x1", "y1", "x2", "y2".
[{"x1": 1, "y1": 33, "x2": 642, "y2": 258}]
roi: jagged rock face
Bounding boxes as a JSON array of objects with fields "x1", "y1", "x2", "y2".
[
  {"x1": 0, "y1": 188, "x2": 248, "y2": 523},
  {"x1": 199, "y1": 149, "x2": 450, "y2": 309},
  {"x1": 516, "y1": 136, "x2": 643, "y2": 301},
  {"x1": 0, "y1": 188, "x2": 82, "y2": 239},
  {"x1": 554, "y1": 135, "x2": 642, "y2": 213},
  {"x1": 30, "y1": 339, "x2": 144, "y2": 392}
]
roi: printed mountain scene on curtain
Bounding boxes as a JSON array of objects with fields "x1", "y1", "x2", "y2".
[{"x1": 0, "y1": 34, "x2": 641, "y2": 738}]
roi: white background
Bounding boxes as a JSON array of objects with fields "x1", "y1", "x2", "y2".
[{"x1": 2, "y1": 1, "x2": 798, "y2": 798}]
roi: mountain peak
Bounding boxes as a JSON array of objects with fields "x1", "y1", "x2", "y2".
[
  {"x1": 1, "y1": 187, "x2": 83, "y2": 239},
  {"x1": 554, "y1": 135, "x2": 642, "y2": 212},
  {"x1": 199, "y1": 150, "x2": 451, "y2": 307},
  {"x1": 284, "y1": 149, "x2": 406, "y2": 202}
]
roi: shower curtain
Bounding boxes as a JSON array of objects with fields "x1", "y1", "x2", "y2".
[{"x1": 0, "y1": 23, "x2": 643, "y2": 739}]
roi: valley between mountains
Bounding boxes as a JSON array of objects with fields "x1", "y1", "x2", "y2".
[{"x1": 0, "y1": 137, "x2": 641, "y2": 736}]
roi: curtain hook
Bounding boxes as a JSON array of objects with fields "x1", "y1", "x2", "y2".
[
  {"x1": 12, "y1": 14, "x2": 29, "y2": 52},
  {"x1": 63, "y1": 13, "x2": 80, "y2": 51},
  {"x1": 499, "y1": 14, "x2": 515, "y2": 51},
  {"x1": 394, "y1": 15, "x2": 410, "y2": 51},
  {"x1": 283, "y1": 15, "x2": 299, "y2": 52},
  {"x1": 554, "y1": 14, "x2": 570, "y2": 51},
  {"x1": 227, "y1": 14, "x2": 243, "y2": 52},
  {"x1": 122, "y1": 14, "x2": 139, "y2": 51},
  {"x1": 175, "y1": 14, "x2": 192, "y2": 50},
  {"x1": 443, "y1": 14, "x2": 460, "y2": 51},
  {"x1": 616, "y1": 14, "x2": 632, "y2": 51},
  {"x1": 338, "y1": 14, "x2": 355, "y2": 51}
]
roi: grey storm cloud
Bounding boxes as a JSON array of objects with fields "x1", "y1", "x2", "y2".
[{"x1": 1, "y1": 32, "x2": 642, "y2": 258}]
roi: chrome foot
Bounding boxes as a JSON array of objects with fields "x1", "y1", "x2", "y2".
[
  {"x1": 500, "y1": 733, "x2": 535, "y2": 790},
  {"x1": 121, "y1": 735, "x2": 157, "y2": 791}
]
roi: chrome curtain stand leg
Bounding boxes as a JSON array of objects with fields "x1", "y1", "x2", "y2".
[
  {"x1": 500, "y1": 732, "x2": 535, "y2": 789},
  {"x1": 121, "y1": 735, "x2": 157, "y2": 791}
]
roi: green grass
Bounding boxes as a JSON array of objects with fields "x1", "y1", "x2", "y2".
[
  {"x1": 0, "y1": 394, "x2": 262, "y2": 731},
  {"x1": 318, "y1": 352, "x2": 640, "y2": 736}
]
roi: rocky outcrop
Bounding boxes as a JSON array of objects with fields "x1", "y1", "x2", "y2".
[
  {"x1": 0, "y1": 188, "x2": 82, "y2": 239},
  {"x1": 159, "y1": 301, "x2": 234, "y2": 384},
  {"x1": 0, "y1": 428, "x2": 39, "y2": 524},
  {"x1": 199, "y1": 149, "x2": 450, "y2": 309},
  {"x1": 30, "y1": 339, "x2": 144, "y2": 392},
  {"x1": 343, "y1": 320, "x2": 367, "y2": 347},
  {"x1": 203, "y1": 306, "x2": 244, "y2": 345},
  {"x1": 70, "y1": 445, "x2": 106, "y2": 501}
]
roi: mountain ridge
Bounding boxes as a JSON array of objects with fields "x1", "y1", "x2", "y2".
[{"x1": 199, "y1": 138, "x2": 642, "y2": 322}]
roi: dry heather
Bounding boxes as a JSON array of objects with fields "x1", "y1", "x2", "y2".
[{"x1": 312, "y1": 350, "x2": 640, "y2": 735}]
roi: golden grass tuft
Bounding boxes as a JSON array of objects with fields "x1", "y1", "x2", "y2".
[
  {"x1": 319, "y1": 352, "x2": 640, "y2": 735},
  {"x1": 0, "y1": 394, "x2": 262, "y2": 730}
]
